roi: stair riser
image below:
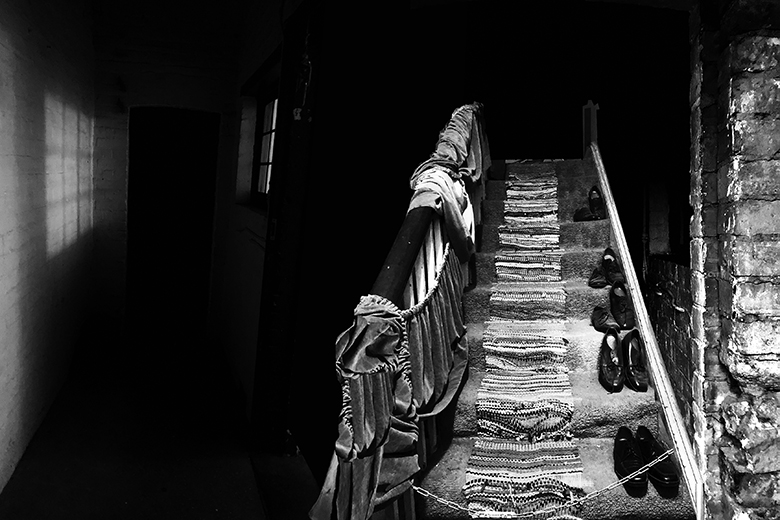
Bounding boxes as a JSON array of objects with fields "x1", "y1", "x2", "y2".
[
  {"x1": 558, "y1": 176, "x2": 600, "y2": 222},
  {"x1": 484, "y1": 180, "x2": 506, "y2": 201},
  {"x1": 566, "y1": 285, "x2": 610, "y2": 320},
  {"x1": 560, "y1": 220, "x2": 611, "y2": 249},
  {"x1": 561, "y1": 248, "x2": 606, "y2": 282}
]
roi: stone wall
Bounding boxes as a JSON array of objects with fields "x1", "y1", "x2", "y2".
[
  {"x1": 717, "y1": 32, "x2": 780, "y2": 519},
  {"x1": 689, "y1": 1, "x2": 780, "y2": 518}
]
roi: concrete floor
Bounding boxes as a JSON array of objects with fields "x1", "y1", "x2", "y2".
[{"x1": 0, "y1": 323, "x2": 319, "y2": 520}]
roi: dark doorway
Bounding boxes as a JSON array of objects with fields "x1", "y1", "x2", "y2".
[{"x1": 127, "y1": 107, "x2": 220, "y2": 365}]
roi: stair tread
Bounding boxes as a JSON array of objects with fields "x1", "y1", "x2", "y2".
[
  {"x1": 418, "y1": 437, "x2": 695, "y2": 520},
  {"x1": 452, "y1": 359, "x2": 658, "y2": 438}
]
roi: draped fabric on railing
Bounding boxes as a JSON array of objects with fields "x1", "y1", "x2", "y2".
[
  {"x1": 309, "y1": 246, "x2": 467, "y2": 520},
  {"x1": 309, "y1": 102, "x2": 491, "y2": 520},
  {"x1": 410, "y1": 102, "x2": 491, "y2": 263}
]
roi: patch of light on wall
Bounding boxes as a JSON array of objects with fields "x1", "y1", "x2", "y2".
[{"x1": 45, "y1": 92, "x2": 93, "y2": 257}]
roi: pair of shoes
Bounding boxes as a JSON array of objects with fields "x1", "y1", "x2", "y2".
[
  {"x1": 614, "y1": 426, "x2": 680, "y2": 498},
  {"x1": 572, "y1": 186, "x2": 606, "y2": 221},
  {"x1": 598, "y1": 328, "x2": 648, "y2": 393},
  {"x1": 610, "y1": 281, "x2": 635, "y2": 329},
  {"x1": 587, "y1": 248, "x2": 624, "y2": 289}
]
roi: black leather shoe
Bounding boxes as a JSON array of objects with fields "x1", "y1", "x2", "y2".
[
  {"x1": 573, "y1": 206, "x2": 599, "y2": 221},
  {"x1": 610, "y1": 281, "x2": 635, "y2": 330},
  {"x1": 589, "y1": 185, "x2": 606, "y2": 219},
  {"x1": 591, "y1": 305, "x2": 619, "y2": 333},
  {"x1": 601, "y1": 247, "x2": 625, "y2": 285},
  {"x1": 614, "y1": 426, "x2": 648, "y2": 497},
  {"x1": 635, "y1": 426, "x2": 680, "y2": 498},
  {"x1": 598, "y1": 327, "x2": 624, "y2": 393},
  {"x1": 622, "y1": 329, "x2": 648, "y2": 392},
  {"x1": 588, "y1": 267, "x2": 608, "y2": 288}
]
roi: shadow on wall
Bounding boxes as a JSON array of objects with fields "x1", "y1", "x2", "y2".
[{"x1": 0, "y1": 0, "x2": 95, "y2": 490}]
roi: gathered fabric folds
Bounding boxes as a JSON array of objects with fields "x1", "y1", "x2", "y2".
[
  {"x1": 408, "y1": 102, "x2": 492, "y2": 263},
  {"x1": 310, "y1": 245, "x2": 468, "y2": 520}
]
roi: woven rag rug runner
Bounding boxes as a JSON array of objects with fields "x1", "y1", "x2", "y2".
[{"x1": 462, "y1": 164, "x2": 585, "y2": 519}]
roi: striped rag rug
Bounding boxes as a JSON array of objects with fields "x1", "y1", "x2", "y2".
[{"x1": 463, "y1": 164, "x2": 585, "y2": 519}]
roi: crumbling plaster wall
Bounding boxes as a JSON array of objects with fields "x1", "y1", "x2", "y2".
[{"x1": 690, "y1": 1, "x2": 780, "y2": 518}]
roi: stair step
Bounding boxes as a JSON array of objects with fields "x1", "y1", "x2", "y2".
[
  {"x1": 484, "y1": 179, "x2": 506, "y2": 201},
  {"x1": 560, "y1": 219, "x2": 611, "y2": 249},
  {"x1": 460, "y1": 318, "x2": 637, "y2": 374},
  {"x1": 481, "y1": 219, "x2": 611, "y2": 253},
  {"x1": 558, "y1": 175, "x2": 601, "y2": 223},
  {"x1": 561, "y1": 246, "x2": 607, "y2": 282},
  {"x1": 464, "y1": 323, "x2": 486, "y2": 371},
  {"x1": 462, "y1": 286, "x2": 490, "y2": 323},
  {"x1": 417, "y1": 437, "x2": 695, "y2": 520},
  {"x1": 566, "y1": 280, "x2": 611, "y2": 319},
  {"x1": 464, "y1": 279, "x2": 613, "y2": 324},
  {"x1": 451, "y1": 365, "x2": 659, "y2": 439},
  {"x1": 476, "y1": 248, "x2": 608, "y2": 285}
]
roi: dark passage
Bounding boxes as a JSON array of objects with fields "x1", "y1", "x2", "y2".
[
  {"x1": 127, "y1": 107, "x2": 219, "y2": 361},
  {"x1": 0, "y1": 109, "x2": 266, "y2": 519}
]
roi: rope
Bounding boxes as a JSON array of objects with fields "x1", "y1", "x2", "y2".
[{"x1": 412, "y1": 448, "x2": 674, "y2": 519}]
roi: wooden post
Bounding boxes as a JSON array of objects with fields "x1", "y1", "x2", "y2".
[{"x1": 582, "y1": 100, "x2": 599, "y2": 157}]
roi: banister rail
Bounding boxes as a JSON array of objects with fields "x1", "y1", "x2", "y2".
[
  {"x1": 371, "y1": 207, "x2": 438, "y2": 308},
  {"x1": 588, "y1": 142, "x2": 704, "y2": 519}
]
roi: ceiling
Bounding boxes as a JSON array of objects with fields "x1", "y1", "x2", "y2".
[{"x1": 410, "y1": 0, "x2": 694, "y2": 11}]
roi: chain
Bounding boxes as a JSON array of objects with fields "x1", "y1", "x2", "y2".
[{"x1": 411, "y1": 448, "x2": 674, "y2": 519}]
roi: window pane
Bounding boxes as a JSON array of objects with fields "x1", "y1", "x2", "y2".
[
  {"x1": 268, "y1": 131, "x2": 276, "y2": 163},
  {"x1": 264, "y1": 164, "x2": 272, "y2": 193},
  {"x1": 257, "y1": 164, "x2": 268, "y2": 192},
  {"x1": 263, "y1": 99, "x2": 276, "y2": 133},
  {"x1": 260, "y1": 133, "x2": 271, "y2": 163},
  {"x1": 271, "y1": 99, "x2": 278, "y2": 129}
]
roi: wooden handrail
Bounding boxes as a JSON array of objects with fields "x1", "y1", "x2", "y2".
[
  {"x1": 371, "y1": 207, "x2": 437, "y2": 308},
  {"x1": 589, "y1": 142, "x2": 704, "y2": 520}
]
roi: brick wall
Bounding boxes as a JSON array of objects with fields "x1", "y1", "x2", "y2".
[
  {"x1": 0, "y1": 0, "x2": 95, "y2": 492},
  {"x1": 647, "y1": 257, "x2": 695, "y2": 438}
]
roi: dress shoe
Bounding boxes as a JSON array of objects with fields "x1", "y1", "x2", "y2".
[
  {"x1": 598, "y1": 327, "x2": 624, "y2": 393},
  {"x1": 610, "y1": 281, "x2": 635, "y2": 330},
  {"x1": 591, "y1": 305, "x2": 619, "y2": 333},
  {"x1": 589, "y1": 185, "x2": 606, "y2": 219},
  {"x1": 588, "y1": 267, "x2": 608, "y2": 288},
  {"x1": 601, "y1": 247, "x2": 625, "y2": 285},
  {"x1": 613, "y1": 426, "x2": 648, "y2": 497},
  {"x1": 573, "y1": 206, "x2": 599, "y2": 221},
  {"x1": 622, "y1": 329, "x2": 648, "y2": 392},
  {"x1": 635, "y1": 426, "x2": 680, "y2": 498}
]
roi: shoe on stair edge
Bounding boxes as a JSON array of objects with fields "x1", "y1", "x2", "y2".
[
  {"x1": 613, "y1": 426, "x2": 648, "y2": 498},
  {"x1": 635, "y1": 425, "x2": 680, "y2": 499},
  {"x1": 591, "y1": 305, "x2": 618, "y2": 333},
  {"x1": 588, "y1": 267, "x2": 608, "y2": 288},
  {"x1": 610, "y1": 281, "x2": 635, "y2": 330},
  {"x1": 598, "y1": 327, "x2": 624, "y2": 393},
  {"x1": 622, "y1": 329, "x2": 648, "y2": 392},
  {"x1": 601, "y1": 247, "x2": 625, "y2": 285}
]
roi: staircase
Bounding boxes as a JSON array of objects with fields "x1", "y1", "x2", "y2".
[{"x1": 417, "y1": 158, "x2": 695, "y2": 519}]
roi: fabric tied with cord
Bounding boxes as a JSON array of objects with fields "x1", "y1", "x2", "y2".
[{"x1": 310, "y1": 245, "x2": 468, "y2": 520}]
